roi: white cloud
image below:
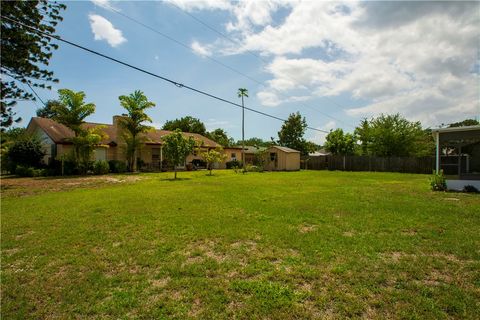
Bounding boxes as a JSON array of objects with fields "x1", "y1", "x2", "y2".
[
  {"x1": 166, "y1": 0, "x2": 232, "y2": 12},
  {"x1": 88, "y1": 14, "x2": 126, "y2": 47},
  {"x1": 154, "y1": 55, "x2": 159, "y2": 60},
  {"x1": 191, "y1": 40, "x2": 212, "y2": 57},
  {"x1": 91, "y1": 0, "x2": 119, "y2": 11},
  {"x1": 174, "y1": 1, "x2": 480, "y2": 126},
  {"x1": 308, "y1": 120, "x2": 336, "y2": 145}
]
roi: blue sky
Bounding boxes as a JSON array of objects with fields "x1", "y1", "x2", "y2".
[{"x1": 14, "y1": 0, "x2": 480, "y2": 143}]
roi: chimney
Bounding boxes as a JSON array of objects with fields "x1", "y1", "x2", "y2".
[{"x1": 113, "y1": 115, "x2": 125, "y2": 128}]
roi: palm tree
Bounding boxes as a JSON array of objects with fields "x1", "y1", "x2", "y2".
[
  {"x1": 118, "y1": 90, "x2": 156, "y2": 172},
  {"x1": 54, "y1": 89, "x2": 96, "y2": 136},
  {"x1": 237, "y1": 88, "x2": 248, "y2": 171},
  {"x1": 53, "y1": 89, "x2": 97, "y2": 173}
]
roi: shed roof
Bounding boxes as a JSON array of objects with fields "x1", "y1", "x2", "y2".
[{"x1": 269, "y1": 146, "x2": 300, "y2": 153}]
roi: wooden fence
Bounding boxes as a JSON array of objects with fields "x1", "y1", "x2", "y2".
[{"x1": 302, "y1": 155, "x2": 435, "y2": 174}]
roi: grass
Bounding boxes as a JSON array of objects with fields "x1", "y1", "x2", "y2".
[{"x1": 1, "y1": 170, "x2": 479, "y2": 319}]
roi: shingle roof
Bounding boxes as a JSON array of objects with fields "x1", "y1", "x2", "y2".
[
  {"x1": 270, "y1": 146, "x2": 300, "y2": 153},
  {"x1": 29, "y1": 117, "x2": 221, "y2": 148}
]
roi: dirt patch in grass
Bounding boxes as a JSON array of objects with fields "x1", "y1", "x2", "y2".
[
  {"x1": 299, "y1": 224, "x2": 317, "y2": 233},
  {"x1": 1, "y1": 175, "x2": 143, "y2": 197}
]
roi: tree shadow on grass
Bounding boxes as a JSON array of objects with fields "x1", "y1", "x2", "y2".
[{"x1": 160, "y1": 177, "x2": 192, "y2": 181}]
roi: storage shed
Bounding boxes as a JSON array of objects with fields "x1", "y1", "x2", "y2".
[{"x1": 265, "y1": 146, "x2": 301, "y2": 171}]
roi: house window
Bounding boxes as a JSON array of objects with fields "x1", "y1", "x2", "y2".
[
  {"x1": 231, "y1": 153, "x2": 236, "y2": 160},
  {"x1": 270, "y1": 152, "x2": 277, "y2": 161},
  {"x1": 193, "y1": 149, "x2": 198, "y2": 156}
]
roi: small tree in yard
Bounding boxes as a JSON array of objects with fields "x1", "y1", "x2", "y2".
[
  {"x1": 201, "y1": 147, "x2": 227, "y2": 175},
  {"x1": 162, "y1": 129, "x2": 195, "y2": 179}
]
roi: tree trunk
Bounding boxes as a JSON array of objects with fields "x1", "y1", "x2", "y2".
[{"x1": 174, "y1": 166, "x2": 177, "y2": 179}]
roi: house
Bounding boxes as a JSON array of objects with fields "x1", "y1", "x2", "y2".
[
  {"x1": 264, "y1": 146, "x2": 300, "y2": 171},
  {"x1": 432, "y1": 125, "x2": 480, "y2": 190},
  {"x1": 26, "y1": 116, "x2": 224, "y2": 170}
]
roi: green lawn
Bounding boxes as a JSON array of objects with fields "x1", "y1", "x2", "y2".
[{"x1": 1, "y1": 170, "x2": 479, "y2": 319}]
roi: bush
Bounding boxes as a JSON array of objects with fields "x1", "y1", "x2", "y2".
[
  {"x1": 15, "y1": 165, "x2": 47, "y2": 177},
  {"x1": 463, "y1": 185, "x2": 479, "y2": 193},
  {"x1": 93, "y1": 160, "x2": 110, "y2": 175},
  {"x1": 430, "y1": 170, "x2": 446, "y2": 191},
  {"x1": 7, "y1": 136, "x2": 45, "y2": 169},
  {"x1": 226, "y1": 160, "x2": 242, "y2": 169},
  {"x1": 108, "y1": 160, "x2": 127, "y2": 173},
  {"x1": 246, "y1": 164, "x2": 262, "y2": 172}
]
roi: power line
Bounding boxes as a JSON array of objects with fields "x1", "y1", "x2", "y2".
[
  {"x1": 2, "y1": 15, "x2": 329, "y2": 133},
  {"x1": 3, "y1": 71, "x2": 47, "y2": 106},
  {"x1": 168, "y1": 2, "x2": 355, "y2": 128},
  {"x1": 105, "y1": 4, "x2": 351, "y2": 129}
]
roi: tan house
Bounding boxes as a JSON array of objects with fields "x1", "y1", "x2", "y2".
[
  {"x1": 27, "y1": 116, "x2": 225, "y2": 170},
  {"x1": 264, "y1": 146, "x2": 301, "y2": 171}
]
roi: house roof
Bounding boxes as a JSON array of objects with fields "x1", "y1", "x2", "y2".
[
  {"x1": 269, "y1": 146, "x2": 300, "y2": 153},
  {"x1": 28, "y1": 117, "x2": 221, "y2": 148}
]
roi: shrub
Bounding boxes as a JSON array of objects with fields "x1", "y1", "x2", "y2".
[
  {"x1": 15, "y1": 165, "x2": 47, "y2": 177},
  {"x1": 226, "y1": 160, "x2": 242, "y2": 169},
  {"x1": 246, "y1": 164, "x2": 262, "y2": 172},
  {"x1": 7, "y1": 136, "x2": 45, "y2": 170},
  {"x1": 108, "y1": 160, "x2": 127, "y2": 173},
  {"x1": 430, "y1": 170, "x2": 446, "y2": 191},
  {"x1": 463, "y1": 185, "x2": 479, "y2": 193},
  {"x1": 93, "y1": 160, "x2": 110, "y2": 175}
]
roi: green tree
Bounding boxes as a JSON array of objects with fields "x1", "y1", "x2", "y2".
[
  {"x1": 1, "y1": 0, "x2": 66, "y2": 128},
  {"x1": 324, "y1": 129, "x2": 356, "y2": 155},
  {"x1": 354, "y1": 113, "x2": 432, "y2": 157},
  {"x1": 448, "y1": 119, "x2": 479, "y2": 128},
  {"x1": 236, "y1": 137, "x2": 272, "y2": 148},
  {"x1": 207, "y1": 128, "x2": 234, "y2": 147},
  {"x1": 70, "y1": 126, "x2": 108, "y2": 174},
  {"x1": 162, "y1": 129, "x2": 196, "y2": 179},
  {"x1": 6, "y1": 134, "x2": 45, "y2": 172},
  {"x1": 118, "y1": 90, "x2": 156, "y2": 171},
  {"x1": 277, "y1": 112, "x2": 310, "y2": 155},
  {"x1": 54, "y1": 89, "x2": 95, "y2": 136},
  {"x1": 52, "y1": 89, "x2": 103, "y2": 173},
  {"x1": 162, "y1": 116, "x2": 207, "y2": 135},
  {"x1": 36, "y1": 100, "x2": 63, "y2": 118},
  {"x1": 238, "y1": 88, "x2": 248, "y2": 170},
  {"x1": 201, "y1": 147, "x2": 227, "y2": 175}
]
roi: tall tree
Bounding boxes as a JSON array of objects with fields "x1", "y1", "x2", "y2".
[
  {"x1": 1, "y1": 1, "x2": 66, "y2": 128},
  {"x1": 53, "y1": 89, "x2": 101, "y2": 173},
  {"x1": 324, "y1": 129, "x2": 356, "y2": 155},
  {"x1": 162, "y1": 129, "x2": 196, "y2": 179},
  {"x1": 118, "y1": 90, "x2": 156, "y2": 172},
  {"x1": 238, "y1": 88, "x2": 248, "y2": 170},
  {"x1": 207, "y1": 128, "x2": 234, "y2": 147},
  {"x1": 36, "y1": 99, "x2": 63, "y2": 118},
  {"x1": 354, "y1": 113, "x2": 433, "y2": 157},
  {"x1": 448, "y1": 119, "x2": 479, "y2": 128},
  {"x1": 162, "y1": 116, "x2": 206, "y2": 135},
  {"x1": 54, "y1": 89, "x2": 95, "y2": 136},
  {"x1": 277, "y1": 112, "x2": 310, "y2": 155}
]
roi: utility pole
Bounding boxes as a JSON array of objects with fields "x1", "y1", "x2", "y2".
[{"x1": 237, "y1": 88, "x2": 248, "y2": 172}]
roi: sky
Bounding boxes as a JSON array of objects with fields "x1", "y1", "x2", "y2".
[{"x1": 13, "y1": 0, "x2": 480, "y2": 143}]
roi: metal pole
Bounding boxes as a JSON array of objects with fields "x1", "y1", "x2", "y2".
[
  {"x1": 435, "y1": 132, "x2": 440, "y2": 174},
  {"x1": 242, "y1": 95, "x2": 245, "y2": 172}
]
